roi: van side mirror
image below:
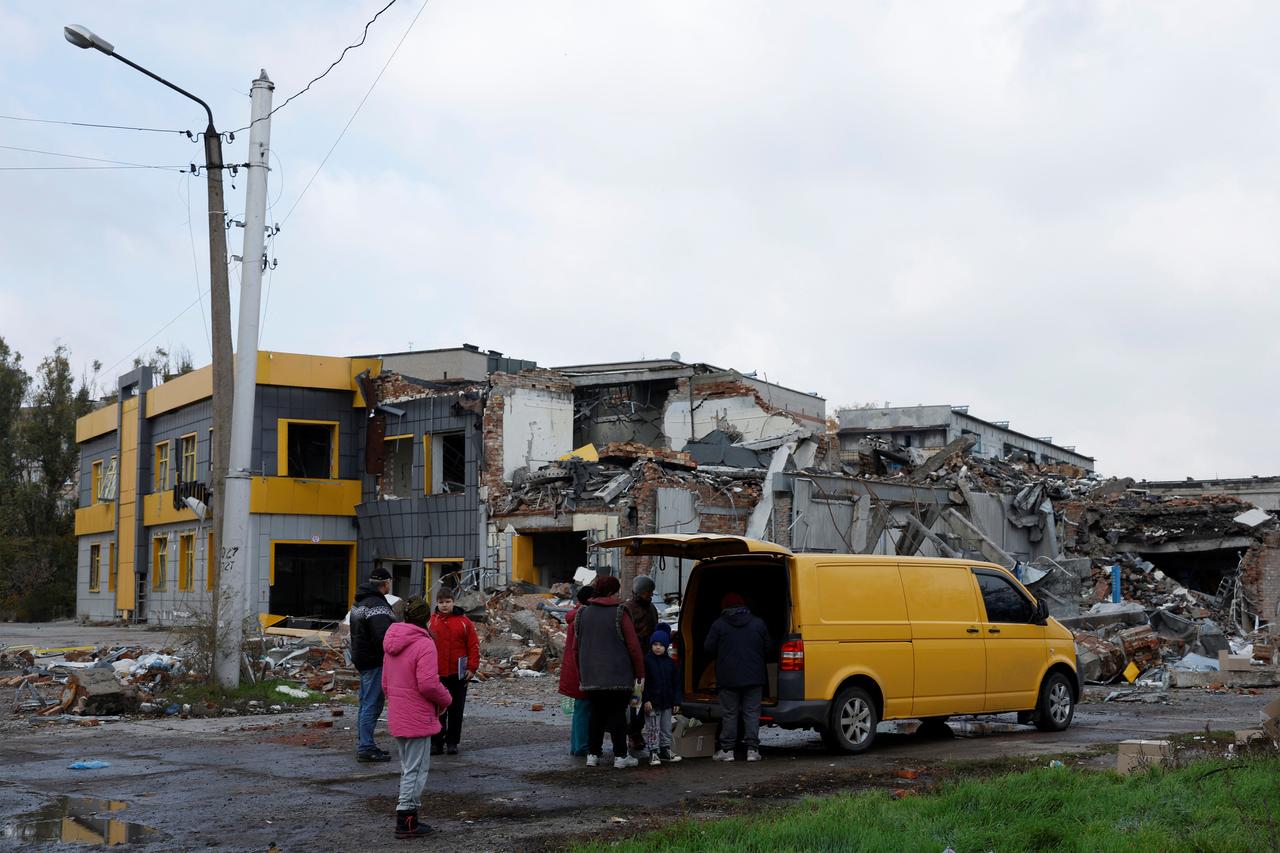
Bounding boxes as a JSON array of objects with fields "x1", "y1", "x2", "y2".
[{"x1": 1033, "y1": 598, "x2": 1049, "y2": 624}]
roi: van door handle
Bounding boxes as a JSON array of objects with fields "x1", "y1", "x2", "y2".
[
  {"x1": 988, "y1": 628, "x2": 1001, "y2": 634},
  {"x1": 966, "y1": 627, "x2": 980, "y2": 634}
]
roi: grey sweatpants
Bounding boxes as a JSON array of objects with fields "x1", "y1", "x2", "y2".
[
  {"x1": 643, "y1": 708, "x2": 674, "y2": 752},
  {"x1": 718, "y1": 685, "x2": 763, "y2": 750},
  {"x1": 394, "y1": 736, "x2": 432, "y2": 812}
]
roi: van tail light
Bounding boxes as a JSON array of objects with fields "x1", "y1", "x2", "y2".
[{"x1": 780, "y1": 639, "x2": 805, "y2": 671}]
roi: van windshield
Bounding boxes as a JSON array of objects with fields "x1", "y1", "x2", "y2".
[{"x1": 684, "y1": 558, "x2": 789, "y2": 702}]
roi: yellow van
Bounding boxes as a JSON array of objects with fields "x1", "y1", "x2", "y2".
[{"x1": 599, "y1": 533, "x2": 1080, "y2": 754}]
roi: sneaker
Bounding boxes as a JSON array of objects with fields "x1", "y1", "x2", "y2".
[
  {"x1": 445, "y1": 744, "x2": 458, "y2": 756},
  {"x1": 712, "y1": 750, "x2": 735, "y2": 762},
  {"x1": 585, "y1": 754, "x2": 599, "y2": 767},
  {"x1": 430, "y1": 744, "x2": 443, "y2": 756},
  {"x1": 394, "y1": 810, "x2": 432, "y2": 839},
  {"x1": 357, "y1": 749, "x2": 391, "y2": 763},
  {"x1": 746, "y1": 749, "x2": 762, "y2": 762},
  {"x1": 659, "y1": 749, "x2": 682, "y2": 763},
  {"x1": 649, "y1": 752, "x2": 661, "y2": 766},
  {"x1": 614, "y1": 755, "x2": 639, "y2": 769}
]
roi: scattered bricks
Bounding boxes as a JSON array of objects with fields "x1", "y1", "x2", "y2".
[
  {"x1": 514, "y1": 647, "x2": 547, "y2": 672},
  {"x1": 303, "y1": 720, "x2": 334, "y2": 729},
  {"x1": 891, "y1": 789, "x2": 914, "y2": 800},
  {"x1": 531, "y1": 703, "x2": 544, "y2": 712},
  {"x1": 331, "y1": 708, "x2": 345, "y2": 717},
  {"x1": 892, "y1": 769, "x2": 920, "y2": 780},
  {"x1": 1074, "y1": 634, "x2": 1125, "y2": 682},
  {"x1": 305, "y1": 674, "x2": 331, "y2": 691},
  {"x1": 1118, "y1": 625, "x2": 1162, "y2": 670},
  {"x1": 1252, "y1": 643, "x2": 1276, "y2": 665}
]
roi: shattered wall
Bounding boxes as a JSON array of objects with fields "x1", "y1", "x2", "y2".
[
  {"x1": 663, "y1": 374, "x2": 817, "y2": 452},
  {"x1": 480, "y1": 371, "x2": 575, "y2": 486},
  {"x1": 1241, "y1": 531, "x2": 1280, "y2": 626}
]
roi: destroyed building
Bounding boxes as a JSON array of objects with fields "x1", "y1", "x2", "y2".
[{"x1": 837, "y1": 404, "x2": 1095, "y2": 470}]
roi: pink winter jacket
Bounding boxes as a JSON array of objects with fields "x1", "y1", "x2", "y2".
[{"x1": 381, "y1": 622, "x2": 453, "y2": 739}]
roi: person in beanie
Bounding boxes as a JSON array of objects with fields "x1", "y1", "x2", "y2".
[
  {"x1": 705, "y1": 592, "x2": 771, "y2": 762},
  {"x1": 623, "y1": 574, "x2": 659, "y2": 754},
  {"x1": 642, "y1": 625, "x2": 683, "y2": 765},
  {"x1": 558, "y1": 584, "x2": 595, "y2": 756},
  {"x1": 428, "y1": 588, "x2": 480, "y2": 756},
  {"x1": 575, "y1": 574, "x2": 645, "y2": 768},
  {"x1": 350, "y1": 567, "x2": 397, "y2": 761},
  {"x1": 382, "y1": 596, "x2": 452, "y2": 838}
]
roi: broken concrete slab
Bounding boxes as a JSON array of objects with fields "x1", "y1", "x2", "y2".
[
  {"x1": 1057, "y1": 602, "x2": 1148, "y2": 631},
  {"x1": 1168, "y1": 668, "x2": 1280, "y2": 689},
  {"x1": 508, "y1": 611, "x2": 543, "y2": 643}
]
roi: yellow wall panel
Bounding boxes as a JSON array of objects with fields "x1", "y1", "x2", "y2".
[
  {"x1": 75, "y1": 405, "x2": 118, "y2": 443},
  {"x1": 75, "y1": 502, "x2": 116, "y2": 535},
  {"x1": 141, "y1": 491, "x2": 198, "y2": 527},
  {"x1": 116, "y1": 398, "x2": 139, "y2": 613},
  {"x1": 248, "y1": 477, "x2": 361, "y2": 516}
]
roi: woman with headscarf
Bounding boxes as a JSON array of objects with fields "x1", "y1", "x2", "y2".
[{"x1": 574, "y1": 574, "x2": 645, "y2": 768}]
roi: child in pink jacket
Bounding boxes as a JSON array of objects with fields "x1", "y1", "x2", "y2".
[{"x1": 382, "y1": 596, "x2": 452, "y2": 838}]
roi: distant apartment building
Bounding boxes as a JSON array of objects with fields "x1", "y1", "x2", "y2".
[{"x1": 836, "y1": 404, "x2": 1094, "y2": 471}]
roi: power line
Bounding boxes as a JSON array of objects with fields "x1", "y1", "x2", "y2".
[
  {"x1": 0, "y1": 113, "x2": 193, "y2": 137},
  {"x1": 0, "y1": 164, "x2": 184, "y2": 171},
  {"x1": 0, "y1": 143, "x2": 185, "y2": 170},
  {"x1": 231, "y1": 0, "x2": 401, "y2": 135},
  {"x1": 281, "y1": 0, "x2": 430, "y2": 224},
  {"x1": 101, "y1": 283, "x2": 214, "y2": 376}
]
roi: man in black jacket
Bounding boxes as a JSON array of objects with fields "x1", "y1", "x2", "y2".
[
  {"x1": 705, "y1": 592, "x2": 771, "y2": 762},
  {"x1": 623, "y1": 575, "x2": 659, "y2": 754},
  {"x1": 350, "y1": 567, "x2": 396, "y2": 761}
]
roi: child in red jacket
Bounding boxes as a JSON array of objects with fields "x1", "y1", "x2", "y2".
[
  {"x1": 428, "y1": 588, "x2": 480, "y2": 755},
  {"x1": 382, "y1": 596, "x2": 452, "y2": 838}
]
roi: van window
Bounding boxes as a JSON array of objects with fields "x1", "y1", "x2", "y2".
[
  {"x1": 900, "y1": 564, "x2": 979, "y2": 623},
  {"x1": 975, "y1": 572, "x2": 1035, "y2": 623}
]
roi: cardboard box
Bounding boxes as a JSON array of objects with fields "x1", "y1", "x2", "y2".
[
  {"x1": 1116, "y1": 739, "x2": 1172, "y2": 775},
  {"x1": 1219, "y1": 651, "x2": 1252, "y2": 672},
  {"x1": 671, "y1": 716, "x2": 718, "y2": 758}
]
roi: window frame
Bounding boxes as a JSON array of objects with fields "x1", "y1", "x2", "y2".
[
  {"x1": 380, "y1": 433, "x2": 414, "y2": 498},
  {"x1": 89, "y1": 544, "x2": 101, "y2": 592},
  {"x1": 154, "y1": 441, "x2": 171, "y2": 492},
  {"x1": 179, "y1": 432, "x2": 198, "y2": 483},
  {"x1": 178, "y1": 532, "x2": 195, "y2": 592},
  {"x1": 152, "y1": 535, "x2": 169, "y2": 592},
  {"x1": 972, "y1": 568, "x2": 1036, "y2": 624},
  {"x1": 90, "y1": 459, "x2": 103, "y2": 505},
  {"x1": 276, "y1": 418, "x2": 340, "y2": 479}
]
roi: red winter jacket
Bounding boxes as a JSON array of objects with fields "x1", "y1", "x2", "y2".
[
  {"x1": 428, "y1": 606, "x2": 480, "y2": 679},
  {"x1": 558, "y1": 607, "x2": 586, "y2": 700}
]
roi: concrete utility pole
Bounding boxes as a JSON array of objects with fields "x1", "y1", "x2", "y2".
[
  {"x1": 62, "y1": 24, "x2": 233, "y2": 633},
  {"x1": 214, "y1": 71, "x2": 274, "y2": 687}
]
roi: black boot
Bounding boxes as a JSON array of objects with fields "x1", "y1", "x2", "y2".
[{"x1": 395, "y1": 810, "x2": 432, "y2": 839}]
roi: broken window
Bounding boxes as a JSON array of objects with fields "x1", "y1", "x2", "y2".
[
  {"x1": 379, "y1": 436, "x2": 414, "y2": 498},
  {"x1": 270, "y1": 543, "x2": 351, "y2": 620},
  {"x1": 975, "y1": 571, "x2": 1034, "y2": 623},
  {"x1": 154, "y1": 442, "x2": 171, "y2": 492},
  {"x1": 151, "y1": 536, "x2": 168, "y2": 592},
  {"x1": 180, "y1": 433, "x2": 198, "y2": 482},
  {"x1": 426, "y1": 432, "x2": 467, "y2": 494},
  {"x1": 282, "y1": 421, "x2": 337, "y2": 479}
]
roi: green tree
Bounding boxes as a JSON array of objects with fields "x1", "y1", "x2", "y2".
[{"x1": 0, "y1": 343, "x2": 92, "y2": 620}]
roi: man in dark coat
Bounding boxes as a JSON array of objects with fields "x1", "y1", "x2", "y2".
[
  {"x1": 350, "y1": 567, "x2": 397, "y2": 761},
  {"x1": 705, "y1": 592, "x2": 771, "y2": 762},
  {"x1": 623, "y1": 574, "x2": 660, "y2": 753}
]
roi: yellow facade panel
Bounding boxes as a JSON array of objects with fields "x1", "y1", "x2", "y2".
[
  {"x1": 116, "y1": 398, "x2": 139, "y2": 614},
  {"x1": 144, "y1": 364, "x2": 213, "y2": 418},
  {"x1": 75, "y1": 405, "x2": 118, "y2": 443},
  {"x1": 75, "y1": 502, "x2": 116, "y2": 536},
  {"x1": 141, "y1": 491, "x2": 198, "y2": 527},
  {"x1": 248, "y1": 477, "x2": 361, "y2": 516}
]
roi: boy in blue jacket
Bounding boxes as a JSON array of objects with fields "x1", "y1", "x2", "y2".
[{"x1": 642, "y1": 626, "x2": 683, "y2": 765}]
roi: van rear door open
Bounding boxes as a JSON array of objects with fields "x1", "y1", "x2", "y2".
[{"x1": 900, "y1": 563, "x2": 986, "y2": 716}]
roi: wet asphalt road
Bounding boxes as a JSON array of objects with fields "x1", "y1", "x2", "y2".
[{"x1": 1, "y1": 681, "x2": 1275, "y2": 853}]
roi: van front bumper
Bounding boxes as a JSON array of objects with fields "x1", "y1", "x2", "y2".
[{"x1": 681, "y1": 698, "x2": 828, "y2": 729}]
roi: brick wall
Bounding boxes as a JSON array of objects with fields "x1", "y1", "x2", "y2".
[{"x1": 1240, "y1": 531, "x2": 1280, "y2": 631}]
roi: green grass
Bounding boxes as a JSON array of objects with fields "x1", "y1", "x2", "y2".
[
  {"x1": 162, "y1": 677, "x2": 326, "y2": 709},
  {"x1": 575, "y1": 757, "x2": 1280, "y2": 853}
]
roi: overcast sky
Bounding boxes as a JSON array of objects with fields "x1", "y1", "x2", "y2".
[{"x1": 3, "y1": 2, "x2": 1278, "y2": 480}]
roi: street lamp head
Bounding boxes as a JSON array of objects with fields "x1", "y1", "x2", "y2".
[{"x1": 63, "y1": 25, "x2": 114, "y2": 55}]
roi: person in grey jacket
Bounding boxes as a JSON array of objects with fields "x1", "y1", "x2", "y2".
[{"x1": 705, "y1": 592, "x2": 771, "y2": 762}]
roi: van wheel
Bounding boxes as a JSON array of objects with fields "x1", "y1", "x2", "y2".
[
  {"x1": 824, "y1": 685, "x2": 878, "y2": 754},
  {"x1": 1034, "y1": 672, "x2": 1075, "y2": 732}
]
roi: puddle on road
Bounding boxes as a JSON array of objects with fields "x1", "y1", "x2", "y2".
[{"x1": 0, "y1": 796, "x2": 159, "y2": 846}]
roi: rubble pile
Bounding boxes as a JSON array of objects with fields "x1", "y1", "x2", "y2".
[{"x1": 472, "y1": 588, "x2": 569, "y2": 679}]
